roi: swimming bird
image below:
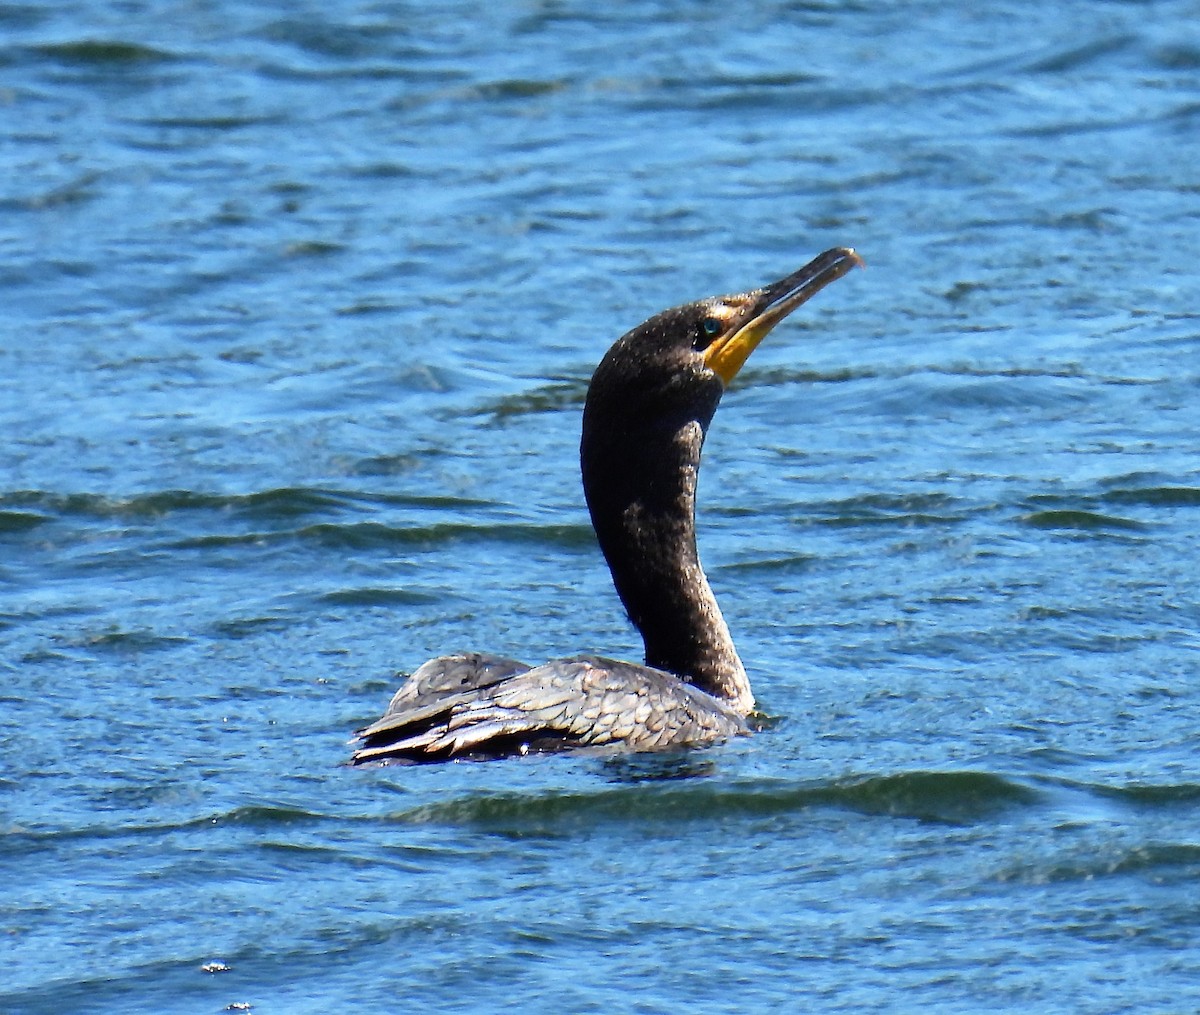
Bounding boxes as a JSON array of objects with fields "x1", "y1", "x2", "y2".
[{"x1": 351, "y1": 247, "x2": 862, "y2": 763}]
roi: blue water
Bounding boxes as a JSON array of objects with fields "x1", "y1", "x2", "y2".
[{"x1": 4, "y1": 1, "x2": 1200, "y2": 1011}]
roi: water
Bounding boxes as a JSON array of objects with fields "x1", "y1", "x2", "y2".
[{"x1": 3, "y1": 0, "x2": 1200, "y2": 1010}]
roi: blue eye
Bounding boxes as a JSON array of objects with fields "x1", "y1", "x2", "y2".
[
  {"x1": 694, "y1": 317, "x2": 722, "y2": 351},
  {"x1": 696, "y1": 316, "x2": 720, "y2": 352}
]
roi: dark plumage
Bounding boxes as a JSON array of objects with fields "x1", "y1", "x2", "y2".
[{"x1": 351, "y1": 247, "x2": 862, "y2": 764}]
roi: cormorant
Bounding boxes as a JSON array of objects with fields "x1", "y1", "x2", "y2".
[{"x1": 351, "y1": 247, "x2": 862, "y2": 763}]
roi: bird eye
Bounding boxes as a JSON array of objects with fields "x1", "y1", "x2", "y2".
[{"x1": 695, "y1": 317, "x2": 722, "y2": 350}]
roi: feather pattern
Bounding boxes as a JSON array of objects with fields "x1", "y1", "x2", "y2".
[{"x1": 351, "y1": 653, "x2": 748, "y2": 763}]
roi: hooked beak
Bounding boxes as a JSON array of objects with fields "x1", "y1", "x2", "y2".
[{"x1": 703, "y1": 246, "x2": 863, "y2": 385}]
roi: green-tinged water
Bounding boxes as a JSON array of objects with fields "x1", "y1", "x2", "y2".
[{"x1": 3, "y1": 1, "x2": 1199, "y2": 1011}]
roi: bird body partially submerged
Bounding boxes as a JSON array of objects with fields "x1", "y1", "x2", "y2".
[
  {"x1": 352, "y1": 652, "x2": 749, "y2": 763},
  {"x1": 351, "y1": 247, "x2": 861, "y2": 764}
]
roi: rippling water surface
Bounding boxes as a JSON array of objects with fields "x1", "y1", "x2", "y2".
[{"x1": 4, "y1": 1, "x2": 1200, "y2": 1011}]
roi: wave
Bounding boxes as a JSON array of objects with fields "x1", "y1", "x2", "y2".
[
  {"x1": 28, "y1": 39, "x2": 179, "y2": 66},
  {"x1": 808, "y1": 491, "x2": 970, "y2": 529},
  {"x1": 169, "y1": 519, "x2": 593, "y2": 553},
  {"x1": 0, "y1": 487, "x2": 500, "y2": 526},
  {"x1": 998, "y1": 842, "x2": 1200, "y2": 887},
  {"x1": 8, "y1": 773, "x2": 1198, "y2": 860},
  {"x1": 1100, "y1": 485, "x2": 1200, "y2": 508},
  {"x1": 1018, "y1": 483, "x2": 1200, "y2": 534},
  {"x1": 1081, "y1": 780, "x2": 1200, "y2": 807},
  {"x1": 0, "y1": 510, "x2": 49, "y2": 533},
  {"x1": 1021, "y1": 509, "x2": 1148, "y2": 533},
  {"x1": 393, "y1": 770, "x2": 1040, "y2": 830},
  {"x1": 0, "y1": 805, "x2": 327, "y2": 859},
  {"x1": 317, "y1": 586, "x2": 442, "y2": 607},
  {"x1": 381, "y1": 771, "x2": 1200, "y2": 835},
  {"x1": 467, "y1": 380, "x2": 588, "y2": 422}
]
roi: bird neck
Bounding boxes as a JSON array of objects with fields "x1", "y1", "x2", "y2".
[{"x1": 580, "y1": 409, "x2": 753, "y2": 714}]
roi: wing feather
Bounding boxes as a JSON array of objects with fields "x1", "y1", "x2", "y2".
[{"x1": 350, "y1": 653, "x2": 748, "y2": 764}]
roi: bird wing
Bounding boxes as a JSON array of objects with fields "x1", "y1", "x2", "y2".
[
  {"x1": 381, "y1": 652, "x2": 530, "y2": 713},
  {"x1": 350, "y1": 654, "x2": 747, "y2": 764}
]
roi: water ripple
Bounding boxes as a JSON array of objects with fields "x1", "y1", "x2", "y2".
[
  {"x1": 394, "y1": 771, "x2": 1040, "y2": 832},
  {"x1": 28, "y1": 39, "x2": 179, "y2": 66}
]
